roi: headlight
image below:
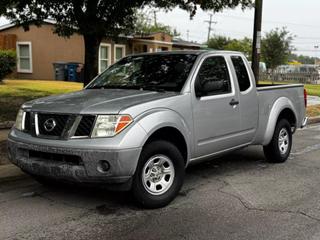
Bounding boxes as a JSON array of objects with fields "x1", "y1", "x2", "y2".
[
  {"x1": 91, "y1": 115, "x2": 133, "y2": 138},
  {"x1": 15, "y1": 109, "x2": 25, "y2": 131}
]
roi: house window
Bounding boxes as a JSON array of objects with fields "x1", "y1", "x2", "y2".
[
  {"x1": 114, "y1": 44, "x2": 126, "y2": 62},
  {"x1": 16, "y1": 42, "x2": 32, "y2": 73},
  {"x1": 99, "y1": 43, "x2": 111, "y2": 73}
]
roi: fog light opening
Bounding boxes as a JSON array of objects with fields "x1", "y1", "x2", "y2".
[{"x1": 97, "y1": 160, "x2": 110, "y2": 173}]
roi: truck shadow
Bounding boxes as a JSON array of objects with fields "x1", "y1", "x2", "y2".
[{"x1": 29, "y1": 146, "x2": 268, "y2": 213}]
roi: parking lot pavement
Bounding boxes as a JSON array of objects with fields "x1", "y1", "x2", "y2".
[{"x1": 2, "y1": 124, "x2": 320, "y2": 240}]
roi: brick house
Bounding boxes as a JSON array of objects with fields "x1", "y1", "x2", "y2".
[{"x1": 0, "y1": 21, "x2": 202, "y2": 80}]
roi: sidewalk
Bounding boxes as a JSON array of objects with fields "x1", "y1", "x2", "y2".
[
  {"x1": 0, "y1": 164, "x2": 26, "y2": 183},
  {"x1": 308, "y1": 95, "x2": 320, "y2": 106}
]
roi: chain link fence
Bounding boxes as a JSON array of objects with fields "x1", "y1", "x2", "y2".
[{"x1": 260, "y1": 71, "x2": 320, "y2": 84}]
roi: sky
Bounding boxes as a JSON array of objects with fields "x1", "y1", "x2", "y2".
[
  {"x1": 1, "y1": 0, "x2": 320, "y2": 57},
  {"x1": 155, "y1": 0, "x2": 320, "y2": 57}
]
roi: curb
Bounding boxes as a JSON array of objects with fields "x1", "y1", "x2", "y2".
[
  {"x1": 0, "y1": 164, "x2": 27, "y2": 183},
  {"x1": 0, "y1": 121, "x2": 14, "y2": 130},
  {"x1": 308, "y1": 116, "x2": 320, "y2": 125}
]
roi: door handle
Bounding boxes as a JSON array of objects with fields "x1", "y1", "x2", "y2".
[{"x1": 229, "y1": 99, "x2": 239, "y2": 106}]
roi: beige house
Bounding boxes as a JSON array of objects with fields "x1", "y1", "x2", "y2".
[{"x1": 0, "y1": 21, "x2": 202, "y2": 80}]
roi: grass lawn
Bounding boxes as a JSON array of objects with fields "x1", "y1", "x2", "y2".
[
  {"x1": 1, "y1": 79, "x2": 320, "y2": 123},
  {"x1": 259, "y1": 80, "x2": 320, "y2": 97},
  {"x1": 306, "y1": 105, "x2": 320, "y2": 118},
  {"x1": 0, "y1": 80, "x2": 82, "y2": 122}
]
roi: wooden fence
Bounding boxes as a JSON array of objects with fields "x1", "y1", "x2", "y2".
[{"x1": 0, "y1": 34, "x2": 17, "y2": 50}]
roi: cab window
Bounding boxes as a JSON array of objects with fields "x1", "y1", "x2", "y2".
[
  {"x1": 231, "y1": 56, "x2": 251, "y2": 92},
  {"x1": 195, "y1": 56, "x2": 232, "y2": 97}
]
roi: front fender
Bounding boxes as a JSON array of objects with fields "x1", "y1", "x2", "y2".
[
  {"x1": 136, "y1": 108, "x2": 192, "y2": 162},
  {"x1": 262, "y1": 97, "x2": 297, "y2": 146}
]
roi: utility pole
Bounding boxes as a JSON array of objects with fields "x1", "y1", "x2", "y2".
[
  {"x1": 205, "y1": 14, "x2": 217, "y2": 43},
  {"x1": 153, "y1": 10, "x2": 157, "y2": 27},
  {"x1": 314, "y1": 45, "x2": 319, "y2": 65},
  {"x1": 252, "y1": 0, "x2": 263, "y2": 83},
  {"x1": 187, "y1": 30, "x2": 190, "y2": 41}
]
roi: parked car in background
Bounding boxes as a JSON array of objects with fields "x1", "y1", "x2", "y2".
[
  {"x1": 8, "y1": 51, "x2": 307, "y2": 208},
  {"x1": 248, "y1": 61, "x2": 267, "y2": 73}
]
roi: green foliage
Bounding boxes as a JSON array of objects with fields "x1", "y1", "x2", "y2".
[
  {"x1": 261, "y1": 28, "x2": 293, "y2": 70},
  {"x1": 207, "y1": 35, "x2": 231, "y2": 50},
  {"x1": 207, "y1": 35, "x2": 252, "y2": 58},
  {"x1": 1, "y1": 1, "x2": 253, "y2": 38},
  {"x1": 289, "y1": 54, "x2": 317, "y2": 64},
  {"x1": 0, "y1": 50, "x2": 16, "y2": 81},
  {"x1": 225, "y1": 37, "x2": 252, "y2": 59},
  {"x1": 134, "y1": 11, "x2": 180, "y2": 36}
]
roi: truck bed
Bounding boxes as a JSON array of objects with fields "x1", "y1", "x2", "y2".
[{"x1": 253, "y1": 83, "x2": 305, "y2": 145}]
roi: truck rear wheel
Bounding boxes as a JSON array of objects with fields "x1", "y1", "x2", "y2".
[
  {"x1": 263, "y1": 119, "x2": 292, "y2": 163},
  {"x1": 132, "y1": 140, "x2": 185, "y2": 208}
]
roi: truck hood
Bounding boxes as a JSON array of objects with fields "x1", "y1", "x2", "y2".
[{"x1": 23, "y1": 89, "x2": 178, "y2": 114}]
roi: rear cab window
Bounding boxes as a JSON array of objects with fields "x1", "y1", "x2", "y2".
[{"x1": 231, "y1": 56, "x2": 251, "y2": 92}]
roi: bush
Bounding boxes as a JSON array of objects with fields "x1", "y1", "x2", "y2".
[{"x1": 0, "y1": 50, "x2": 16, "y2": 81}]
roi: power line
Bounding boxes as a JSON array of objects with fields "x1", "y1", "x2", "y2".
[{"x1": 216, "y1": 13, "x2": 320, "y2": 29}]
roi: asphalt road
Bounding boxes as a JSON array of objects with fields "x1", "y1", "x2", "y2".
[{"x1": 2, "y1": 124, "x2": 320, "y2": 240}]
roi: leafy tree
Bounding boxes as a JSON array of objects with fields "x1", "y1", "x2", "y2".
[
  {"x1": 207, "y1": 35, "x2": 252, "y2": 59},
  {"x1": 207, "y1": 35, "x2": 231, "y2": 50},
  {"x1": 1, "y1": 0, "x2": 252, "y2": 85},
  {"x1": 135, "y1": 12, "x2": 180, "y2": 36},
  {"x1": 225, "y1": 37, "x2": 252, "y2": 59},
  {"x1": 0, "y1": 50, "x2": 16, "y2": 82},
  {"x1": 261, "y1": 28, "x2": 293, "y2": 70},
  {"x1": 289, "y1": 53, "x2": 317, "y2": 65}
]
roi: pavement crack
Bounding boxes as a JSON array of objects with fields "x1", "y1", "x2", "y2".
[{"x1": 216, "y1": 178, "x2": 320, "y2": 223}]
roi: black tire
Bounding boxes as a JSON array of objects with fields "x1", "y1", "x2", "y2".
[
  {"x1": 132, "y1": 140, "x2": 185, "y2": 209},
  {"x1": 263, "y1": 119, "x2": 292, "y2": 163}
]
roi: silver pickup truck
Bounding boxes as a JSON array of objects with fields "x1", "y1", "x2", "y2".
[{"x1": 8, "y1": 51, "x2": 307, "y2": 208}]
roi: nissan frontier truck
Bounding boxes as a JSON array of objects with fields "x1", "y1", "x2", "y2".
[{"x1": 8, "y1": 51, "x2": 307, "y2": 208}]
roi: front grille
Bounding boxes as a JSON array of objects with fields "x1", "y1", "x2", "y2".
[
  {"x1": 74, "y1": 115, "x2": 96, "y2": 137},
  {"x1": 28, "y1": 150, "x2": 82, "y2": 166},
  {"x1": 37, "y1": 114, "x2": 69, "y2": 137}
]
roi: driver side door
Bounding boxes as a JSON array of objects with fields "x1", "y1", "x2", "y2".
[{"x1": 192, "y1": 55, "x2": 242, "y2": 158}]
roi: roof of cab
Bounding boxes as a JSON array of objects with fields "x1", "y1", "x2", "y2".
[{"x1": 131, "y1": 50, "x2": 244, "y2": 57}]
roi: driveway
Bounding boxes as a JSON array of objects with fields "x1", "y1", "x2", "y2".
[
  {"x1": 308, "y1": 95, "x2": 320, "y2": 106},
  {"x1": 1, "y1": 124, "x2": 320, "y2": 240}
]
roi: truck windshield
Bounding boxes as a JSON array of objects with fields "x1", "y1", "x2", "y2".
[{"x1": 86, "y1": 54, "x2": 197, "y2": 92}]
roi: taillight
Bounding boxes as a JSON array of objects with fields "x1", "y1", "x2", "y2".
[{"x1": 304, "y1": 89, "x2": 307, "y2": 108}]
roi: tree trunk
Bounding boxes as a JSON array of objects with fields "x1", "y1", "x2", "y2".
[{"x1": 83, "y1": 35, "x2": 102, "y2": 86}]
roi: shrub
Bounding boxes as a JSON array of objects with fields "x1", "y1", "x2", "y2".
[{"x1": 0, "y1": 50, "x2": 16, "y2": 82}]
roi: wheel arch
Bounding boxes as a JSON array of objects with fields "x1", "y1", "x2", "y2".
[
  {"x1": 137, "y1": 109, "x2": 192, "y2": 166},
  {"x1": 144, "y1": 126, "x2": 188, "y2": 166},
  {"x1": 262, "y1": 97, "x2": 298, "y2": 146}
]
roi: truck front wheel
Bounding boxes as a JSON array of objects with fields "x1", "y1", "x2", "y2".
[
  {"x1": 263, "y1": 119, "x2": 292, "y2": 163},
  {"x1": 132, "y1": 140, "x2": 185, "y2": 208}
]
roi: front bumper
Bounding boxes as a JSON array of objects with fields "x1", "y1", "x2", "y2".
[{"x1": 7, "y1": 137, "x2": 141, "y2": 188}]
